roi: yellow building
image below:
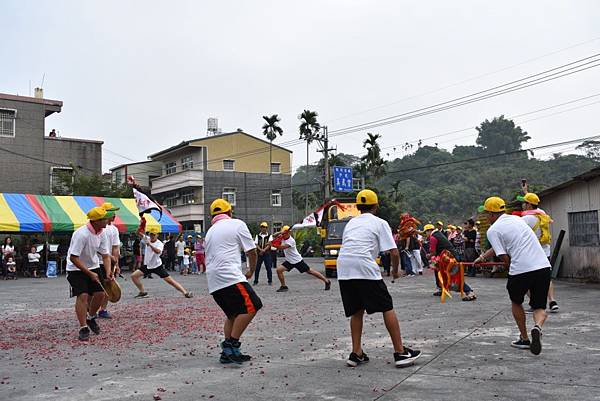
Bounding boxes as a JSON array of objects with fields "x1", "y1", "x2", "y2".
[{"x1": 149, "y1": 130, "x2": 293, "y2": 232}]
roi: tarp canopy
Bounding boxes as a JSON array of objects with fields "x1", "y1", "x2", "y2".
[{"x1": 0, "y1": 193, "x2": 181, "y2": 233}]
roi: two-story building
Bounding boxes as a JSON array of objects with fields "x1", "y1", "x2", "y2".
[
  {"x1": 149, "y1": 130, "x2": 293, "y2": 232},
  {"x1": 0, "y1": 91, "x2": 102, "y2": 194}
]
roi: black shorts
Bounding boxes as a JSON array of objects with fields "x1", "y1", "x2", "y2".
[
  {"x1": 339, "y1": 279, "x2": 393, "y2": 317},
  {"x1": 67, "y1": 268, "x2": 106, "y2": 297},
  {"x1": 139, "y1": 264, "x2": 170, "y2": 278},
  {"x1": 212, "y1": 282, "x2": 263, "y2": 319},
  {"x1": 282, "y1": 260, "x2": 310, "y2": 273},
  {"x1": 507, "y1": 267, "x2": 551, "y2": 310}
]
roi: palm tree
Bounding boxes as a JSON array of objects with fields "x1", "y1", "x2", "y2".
[
  {"x1": 262, "y1": 114, "x2": 284, "y2": 174},
  {"x1": 298, "y1": 110, "x2": 321, "y2": 215},
  {"x1": 361, "y1": 132, "x2": 386, "y2": 183}
]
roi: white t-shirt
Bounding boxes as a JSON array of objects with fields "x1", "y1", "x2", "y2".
[
  {"x1": 176, "y1": 240, "x2": 186, "y2": 257},
  {"x1": 144, "y1": 237, "x2": 164, "y2": 269},
  {"x1": 521, "y1": 209, "x2": 551, "y2": 257},
  {"x1": 337, "y1": 213, "x2": 397, "y2": 280},
  {"x1": 183, "y1": 254, "x2": 190, "y2": 266},
  {"x1": 486, "y1": 214, "x2": 551, "y2": 276},
  {"x1": 28, "y1": 252, "x2": 41, "y2": 263},
  {"x1": 66, "y1": 224, "x2": 110, "y2": 271},
  {"x1": 281, "y1": 236, "x2": 303, "y2": 264},
  {"x1": 100, "y1": 224, "x2": 120, "y2": 264},
  {"x1": 205, "y1": 218, "x2": 256, "y2": 294}
]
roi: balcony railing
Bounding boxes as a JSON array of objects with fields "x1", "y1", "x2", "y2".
[{"x1": 151, "y1": 168, "x2": 203, "y2": 194}]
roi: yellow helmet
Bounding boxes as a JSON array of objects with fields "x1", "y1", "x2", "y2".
[
  {"x1": 356, "y1": 189, "x2": 378, "y2": 205},
  {"x1": 282, "y1": 225, "x2": 290, "y2": 232},
  {"x1": 260, "y1": 221, "x2": 268, "y2": 228},
  {"x1": 210, "y1": 198, "x2": 232, "y2": 216},
  {"x1": 423, "y1": 224, "x2": 435, "y2": 231},
  {"x1": 147, "y1": 227, "x2": 160, "y2": 234}
]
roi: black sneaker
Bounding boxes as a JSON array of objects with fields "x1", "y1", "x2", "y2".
[
  {"x1": 134, "y1": 292, "x2": 149, "y2": 298},
  {"x1": 510, "y1": 338, "x2": 531, "y2": 349},
  {"x1": 220, "y1": 341, "x2": 243, "y2": 364},
  {"x1": 78, "y1": 326, "x2": 91, "y2": 341},
  {"x1": 394, "y1": 347, "x2": 421, "y2": 368},
  {"x1": 549, "y1": 301, "x2": 559, "y2": 313},
  {"x1": 325, "y1": 280, "x2": 331, "y2": 291},
  {"x1": 86, "y1": 317, "x2": 100, "y2": 335},
  {"x1": 276, "y1": 286, "x2": 289, "y2": 292},
  {"x1": 346, "y1": 352, "x2": 369, "y2": 367},
  {"x1": 530, "y1": 325, "x2": 542, "y2": 355}
]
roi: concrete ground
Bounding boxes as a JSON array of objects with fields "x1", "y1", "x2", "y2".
[{"x1": 1, "y1": 258, "x2": 599, "y2": 401}]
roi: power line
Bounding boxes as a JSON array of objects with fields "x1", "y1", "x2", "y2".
[
  {"x1": 328, "y1": 35, "x2": 600, "y2": 122},
  {"x1": 328, "y1": 53, "x2": 600, "y2": 135}
]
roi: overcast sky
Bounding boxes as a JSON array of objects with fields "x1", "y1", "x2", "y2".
[{"x1": 2, "y1": 1, "x2": 599, "y2": 173}]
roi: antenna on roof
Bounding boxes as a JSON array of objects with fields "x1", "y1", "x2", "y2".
[{"x1": 40, "y1": 73, "x2": 45, "y2": 88}]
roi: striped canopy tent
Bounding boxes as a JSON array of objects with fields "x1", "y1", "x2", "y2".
[{"x1": 0, "y1": 193, "x2": 181, "y2": 233}]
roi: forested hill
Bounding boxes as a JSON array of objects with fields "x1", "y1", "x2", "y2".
[{"x1": 292, "y1": 116, "x2": 600, "y2": 225}]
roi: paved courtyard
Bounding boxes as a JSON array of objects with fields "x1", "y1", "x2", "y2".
[{"x1": 1, "y1": 258, "x2": 599, "y2": 401}]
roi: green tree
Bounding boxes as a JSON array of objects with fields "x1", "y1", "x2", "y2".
[
  {"x1": 576, "y1": 140, "x2": 600, "y2": 161},
  {"x1": 262, "y1": 114, "x2": 284, "y2": 173},
  {"x1": 298, "y1": 110, "x2": 321, "y2": 215},
  {"x1": 475, "y1": 116, "x2": 530, "y2": 155},
  {"x1": 361, "y1": 132, "x2": 386, "y2": 184},
  {"x1": 55, "y1": 167, "x2": 132, "y2": 197}
]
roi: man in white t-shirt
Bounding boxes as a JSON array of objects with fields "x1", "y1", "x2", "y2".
[
  {"x1": 274, "y1": 226, "x2": 331, "y2": 292},
  {"x1": 130, "y1": 228, "x2": 192, "y2": 299},
  {"x1": 175, "y1": 235, "x2": 186, "y2": 271},
  {"x1": 66, "y1": 207, "x2": 113, "y2": 341},
  {"x1": 475, "y1": 196, "x2": 551, "y2": 355},
  {"x1": 98, "y1": 202, "x2": 121, "y2": 319},
  {"x1": 205, "y1": 198, "x2": 261, "y2": 364},
  {"x1": 337, "y1": 189, "x2": 421, "y2": 368},
  {"x1": 517, "y1": 192, "x2": 559, "y2": 313}
]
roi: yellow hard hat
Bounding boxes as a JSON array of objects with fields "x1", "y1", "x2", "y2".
[
  {"x1": 260, "y1": 222, "x2": 268, "y2": 227},
  {"x1": 87, "y1": 207, "x2": 112, "y2": 221},
  {"x1": 101, "y1": 202, "x2": 120, "y2": 212},
  {"x1": 423, "y1": 224, "x2": 435, "y2": 231},
  {"x1": 210, "y1": 198, "x2": 232, "y2": 216},
  {"x1": 482, "y1": 196, "x2": 506, "y2": 213},
  {"x1": 282, "y1": 225, "x2": 290, "y2": 232},
  {"x1": 356, "y1": 189, "x2": 378, "y2": 205},
  {"x1": 436, "y1": 221, "x2": 444, "y2": 226},
  {"x1": 147, "y1": 227, "x2": 160, "y2": 234},
  {"x1": 517, "y1": 193, "x2": 540, "y2": 206}
]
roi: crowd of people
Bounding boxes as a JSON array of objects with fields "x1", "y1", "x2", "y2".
[{"x1": 7, "y1": 184, "x2": 559, "y2": 369}]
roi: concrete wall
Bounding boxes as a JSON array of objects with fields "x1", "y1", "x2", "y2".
[
  {"x1": 542, "y1": 176, "x2": 600, "y2": 281},
  {"x1": 44, "y1": 137, "x2": 102, "y2": 178},
  {"x1": 203, "y1": 170, "x2": 293, "y2": 230},
  {"x1": 0, "y1": 98, "x2": 48, "y2": 193}
]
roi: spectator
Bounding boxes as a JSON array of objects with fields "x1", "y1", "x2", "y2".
[
  {"x1": 175, "y1": 235, "x2": 186, "y2": 271},
  {"x1": 397, "y1": 237, "x2": 414, "y2": 276},
  {"x1": 181, "y1": 248, "x2": 190, "y2": 275},
  {"x1": 164, "y1": 235, "x2": 176, "y2": 271},
  {"x1": 407, "y1": 233, "x2": 423, "y2": 275},
  {"x1": 451, "y1": 226, "x2": 465, "y2": 262},
  {"x1": 28, "y1": 246, "x2": 41, "y2": 278},
  {"x1": 5, "y1": 256, "x2": 16, "y2": 280},
  {"x1": 194, "y1": 236, "x2": 206, "y2": 274},
  {"x1": 2, "y1": 237, "x2": 15, "y2": 278},
  {"x1": 463, "y1": 219, "x2": 479, "y2": 277}
]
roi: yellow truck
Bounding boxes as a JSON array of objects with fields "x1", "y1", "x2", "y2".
[{"x1": 320, "y1": 198, "x2": 360, "y2": 278}]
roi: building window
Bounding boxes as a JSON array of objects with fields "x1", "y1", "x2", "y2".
[
  {"x1": 352, "y1": 178, "x2": 362, "y2": 191},
  {"x1": 222, "y1": 187, "x2": 236, "y2": 206},
  {"x1": 568, "y1": 211, "x2": 600, "y2": 247},
  {"x1": 181, "y1": 189, "x2": 195, "y2": 204},
  {"x1": 165, "y1": 162, "x2": 176, "y2": 175},
  {"x1": 0, "y1": 109, "x2": 16, "y2": 137},
  {"x1": 273, "y1": 222, "x2": 283, "y2": 234},
  {"x1": 164, "y1": 195, "x2": 178, "y2": 208},
  {"x1": 113, "y1": 169, "x2": 123, "y2": 184},
  {"x1": 50, "y1": 166, "x2": 74, "y2": 195},
  {"x1": 270, "y1": 163, "x2": 281, "y2": 174},
  {"x1": 271, "y1": 190, "x2": 282, "y2": 207},
  {"x1": 223, "y1": 159, "x2": 235, "y2": 171},
  {"x1": 182, "y1": 156, "x2": 193, "y2": 170}
]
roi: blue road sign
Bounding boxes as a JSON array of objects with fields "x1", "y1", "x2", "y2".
[{"x1": 333, "y1": 166, "x2": 353, "y2": 192}]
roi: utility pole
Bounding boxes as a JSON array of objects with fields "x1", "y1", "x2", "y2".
[{"x1": 317, "y1": 126, "x2": 335, "y2": 203}]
